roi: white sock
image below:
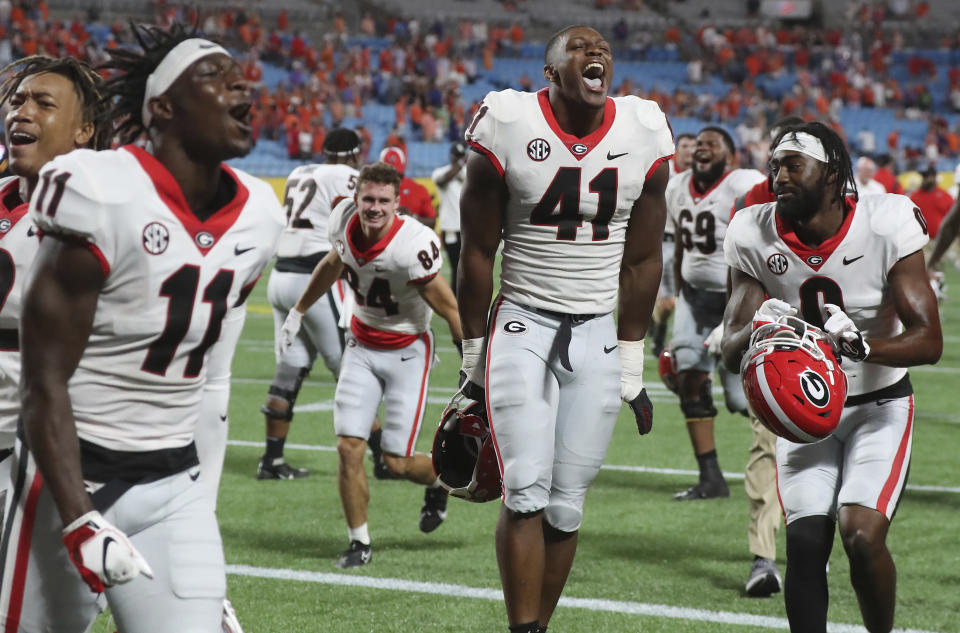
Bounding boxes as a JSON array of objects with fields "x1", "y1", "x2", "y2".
[
  {"x1": 348, "y1": 523, "x2": 370, "y2": 545},
  {"x1": 429, "y1": 477, "x2": 442, "y2": 489}
]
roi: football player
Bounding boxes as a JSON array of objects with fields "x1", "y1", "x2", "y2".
[
  {"x1": 665, "y1": 126, "x2": 765, "y2": 501},
  {"x1": 379, "y1": 146, "x2": 437, "y2": 228},
  {"x1": 255, "y1": 128, "x2": 362, "y2": 480},
  {"x1": 11, "y1": 25, "x2": 284, "y2": 632},
  {"x1": 0, "y1": 54, "x2": 109, "y2": 568},
  {"x1": 729, "y1": 114, "x2": 804, "y2": 597},
  {"x1": 721, "y1": 122, "x2": 942, "y2": 633},
  {"x1": 279, "y1": 161, "x2": 462, "y2": 567},
  {"x1": 458, "y1": 26, "x2": 672, "y2": 633},
  {"x1": 650, "y1": 132, "x2": 695, "y2": 357}
]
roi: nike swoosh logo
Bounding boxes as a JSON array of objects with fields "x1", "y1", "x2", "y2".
[
  {"x1": 401, "y1": 355, "x2": 416, "y2": 362},
  {"x1": 604, "y1": 344, "x2": 618, "y2": 354},
  {"x1": 235, "y1": 245, "x2": 255, "y2": 256},
  {"x1": 843, "y1": 255, "x2": 864, "y2": 265},
  {"x1": 189, "y1": 470, "x2": 201, "y2": 481},
  {"x1": 607, "y1": 151, "x2": 628, "y2": 160},
  {"x1": 198, "y1": 43, "x2": 218, "y2": 49},
  {"x1": 27, "y1": 226, "x2": 36, "y2": 237},
  {"x1": 876, "y1": 398, "x2": 898, "y2": 406},
  {"x1": 219, "y1": 414, "x2": 227, "y2": 422}
]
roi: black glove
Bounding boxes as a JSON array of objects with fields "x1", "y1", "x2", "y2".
[
  {"x1": 458, "y1": 370, "x2": 485, "y2": 402},
  {"x1": 627, "y1": 388, "x2": 654, "y2": 435}
]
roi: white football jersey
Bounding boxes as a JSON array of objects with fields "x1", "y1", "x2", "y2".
[
  {"x1": 275, "y1": 163, "x2": 358, "y2": 258},
  {"x1": 29, "y1": 146, "x2": 284, "y2": 452},
  {"x1": 0, "y1": 176, "x2": 33, "y2": 447},
  {"x1": 666, "y1": 168, "x2": 766, "y2": 292},
  {"x1": 725, "y1": 194, "x2": 929, "y2": 396},
  {"x1": 466, "y1": 89, "x2": 675, "y2": 314},
  {"x1": 663, "y1": 162, "x2": 688, "y2": 238},
  {"x1": 431, "y1": 164, "x2": 465, "y2": 233},
  {"x1": 329, "y1": 198, "x2": 442, "y2": 346}
]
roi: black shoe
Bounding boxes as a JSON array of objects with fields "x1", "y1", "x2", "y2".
[
  {"x1": 335, "y1": 540, "x2": 372, "y2": 569},
  {"x1": 745, "y1": 557, "x2": 782, "y2": 597},
  {"x1": 257, "y1": 456, "x2": 309, "y2": 480},
  {"x1": 419, "y1": 487, "x2": 448, "y2": 533},
  {"x1": 673, "y1": 478, "x2": 729, "y2": 501}
]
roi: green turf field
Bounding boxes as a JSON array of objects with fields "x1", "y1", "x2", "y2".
[{"x1": 96, "y1": 263, "x2": 960, "y2": 633}]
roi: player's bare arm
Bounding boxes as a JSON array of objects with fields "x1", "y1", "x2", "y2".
[
  {"x1": 434, "y1": 158, "x2": 464, "y2": 188},
  {"x1": 415, "y1": 274, "x2": 463, "y2": 342},
  {"x1": 457, "y1": 150, "x2": 507, "y2": 339},
  {"x1": 20, "y1": 236, "x2": 104, "y2": 525},
  {"x1": 618, "y1": 161, "x2": 668, "y2": 340},
  {"x1": 863, "y1": 250, "x2": 942, "y2": 367},
  {"x1": 926, "y1": 196, "x2": 960, "y2": 270},
  {"x1": 720, "y1": 267, "x2": 767, "y2": 373},
  {"x1": 293, "y1": 249, "x2": 345, "y2": 314}
]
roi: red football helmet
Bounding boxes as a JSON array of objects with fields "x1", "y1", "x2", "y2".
[
  {"x1": 740, "y1": 316, "x2": 847, "y2": 443},
  {"x1": 432, "y1": 392, "x2": 502, "y2": 502},
  {"x1": 658, "y1": 349, "x2": 678, "y2": 394}
]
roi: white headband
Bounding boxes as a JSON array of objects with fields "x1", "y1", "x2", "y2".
[
  {"x1": 773, "y1": 131, "x2": 828, "y2": 163},
  {"x1": 141, "y1": 38, "x2": 230, "y2": 127}
]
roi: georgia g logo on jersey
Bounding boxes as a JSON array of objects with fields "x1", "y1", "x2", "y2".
[
  {"x1": 799, "y1": 370, "x2": 830, "y2": 408},
  {"x1": 142, "y1": 222, "x2": 170, "y2": 255}
]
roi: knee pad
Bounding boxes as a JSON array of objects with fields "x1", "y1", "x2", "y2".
[
  {"x1": 544, "y1": 501, "x2": 583, "y2": 533},
  {"x1": 264, "y1": 363, "x2": 310, "y2": 420},
  {"x1": 680, "y1": 378, "x2": 717, "y2": 419}
]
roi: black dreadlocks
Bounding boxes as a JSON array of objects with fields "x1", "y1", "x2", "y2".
[
  {"x1": 99, "y1": 22, "x2": 200, "y2": 145},
  {"x1": 0, "y1": 55, "x2": 111, "y2": 150},
  {"x1": 771, "y1": 121, "x2": 857, "y2": 204}
]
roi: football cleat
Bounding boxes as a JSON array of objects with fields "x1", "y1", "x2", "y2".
[
  {"x1": 741, "y1": 316, "x2": 847, "y2": 443},
  {"x1": 335, "y1": 540, "x2": 372, "y2": 569},
  {"x1": 745, "y1": 557, "x2": 782, "y2": 598},
  {"x1": 658, "y1": 349, "x2": 679, "y2": 394},
  {"x1": 257, "y1": 456, "x2": 309, "y2": 480},
  {"x1": 222, "y1": 598, "x2": 244, "y2": 633},
  {"x1": 419, "y1": 487, "x2": 448, "y2": 533},
  {"x1": 673, "y1": 478, "x2": 729, "y2": 501},
  {"x1": 432, "y1": 390, "x2": 502, "y2": 503}
]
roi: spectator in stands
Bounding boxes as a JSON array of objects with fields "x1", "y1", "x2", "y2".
[
  {"x1": 855, "y1": 156, "x2": 887, "y2": 195},
  {"x1": 431, "y1": 141, "x2": 467, "y2": 294},
  {"x1": 911, "y1": 164, "x2": 954, "y2": 238},
  {"x1": 874, "y1": 154, "x2": 903, "y2": 194},
  {"x1": 380, "y1": 146, "x2": 436, "y2": 228}
]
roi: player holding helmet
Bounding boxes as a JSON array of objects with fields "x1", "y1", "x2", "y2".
[
  {"x1": 458, "y1": 25, "x2": 672, "y2": 633},
  {"x1": 721, "y1": 122, "x2": 942, "y2": 633}
]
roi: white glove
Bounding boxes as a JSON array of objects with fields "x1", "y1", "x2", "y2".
[
  {"x1": 459, "y1": 337, "x2": 485, "y2": 386},
  {"x1": 62, "y1": 510, "x2": 154, "y2": 593},
  {"x1": 277, "y1": 308, "x2": 304, "y2": 357},
  {"x1": 704, "y1": 323, "x2": 724, "y2": 356},
  {"x1": 752, "y1": 298, "x2": 797, "y2": 330},
  {"x1": 823, "y1": 303, "x2": 870, "y2": 362}
]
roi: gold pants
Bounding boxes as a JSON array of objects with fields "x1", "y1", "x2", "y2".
[{"x1": 746, "y1": 414, "x2": 781, "y2": 560}]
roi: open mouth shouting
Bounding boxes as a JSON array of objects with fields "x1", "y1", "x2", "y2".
[{"x1": 582, "y1": 61, "x2": 605, "y2": 93}]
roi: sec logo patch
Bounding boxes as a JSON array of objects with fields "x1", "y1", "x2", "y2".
[
  {"x1": 766, "y1": 253, "x2": 788, "y2": 275},
  {"x1": 527, "y1": 138, "x2": 551, "y2": 161},
  {"x1": 142, "y1": 222, "x2": 169, "y2": 255}
]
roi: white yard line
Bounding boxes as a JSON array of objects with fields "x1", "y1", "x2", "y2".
[
  {"x1": 224, "y1": 563, "x2": 941, "y2": 633},
  {"x1": 224, "y1": 439, "x2": 960, "y2": 494}
]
